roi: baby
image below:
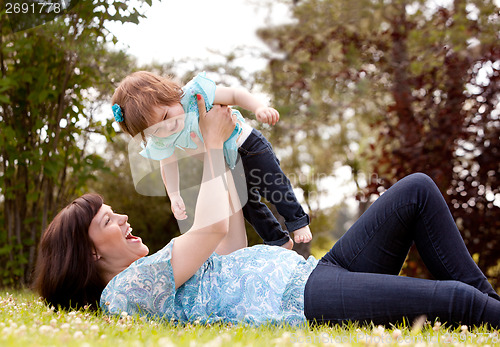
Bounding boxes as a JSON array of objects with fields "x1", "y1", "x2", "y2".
[{"x1": 112, "y1": 71, "x2": 312, "y2": 247}]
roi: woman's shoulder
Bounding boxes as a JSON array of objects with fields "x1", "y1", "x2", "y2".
[
  {"x1": 104, "y1": 239, "x2": 177, "y2": 291},
  {"x1": 137, "y1": 238, "x2": 175, "y2": 265},
  {"x1": 100, "y1": 239, "x2": 178, "y2": 315}
]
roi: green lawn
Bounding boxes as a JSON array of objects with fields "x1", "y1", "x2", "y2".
[{"x1": 1, "y1": 290, "x2": 498, "y2": 346}]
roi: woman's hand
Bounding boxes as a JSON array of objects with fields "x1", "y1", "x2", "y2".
[{"x1": 197, "y1": 94, "x2": 235, "y2": 149}]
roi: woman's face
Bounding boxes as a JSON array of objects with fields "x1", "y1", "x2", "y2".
[{"x1": 88, "y1": 204, "x2": 149, "y2": 267}]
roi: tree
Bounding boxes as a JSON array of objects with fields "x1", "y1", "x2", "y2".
[
  {"x1": 256, "y1": 0, "x2": 499, "y2": 281},
  {"x1": 362, "y1": 0, "x2": 500, "y2": 284},
  {"x1": 0, "y1": 0, "x2": 154, "y2": 286}
]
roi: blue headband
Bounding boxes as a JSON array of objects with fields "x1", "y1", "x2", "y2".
[{"x1": 112, "y1": 103, "x2": 124, "y2": 122}]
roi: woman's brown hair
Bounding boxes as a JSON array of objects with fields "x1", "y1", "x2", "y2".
[
  {"x1": 33, "y1": 194, "x2": 105, "y2": 310},
  {"x1": 111, "y1": 71, "x2": 183, "y2": 137}
]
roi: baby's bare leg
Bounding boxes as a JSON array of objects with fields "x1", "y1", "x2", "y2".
[{"x1": 281, "y1": 238, "x2": 294, "y2": 250}]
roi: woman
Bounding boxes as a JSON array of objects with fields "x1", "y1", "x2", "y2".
[{"x1": 33, "y1": 97, "x2": 500, "y2": 328}]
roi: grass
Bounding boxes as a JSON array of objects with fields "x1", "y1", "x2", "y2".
[{"x1": 1, "y1": 290, "x2": 499, "y2": 346}]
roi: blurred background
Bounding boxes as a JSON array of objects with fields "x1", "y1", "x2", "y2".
[{"x1": 0, "y1": 0, "x2": 498, "y2": 292}]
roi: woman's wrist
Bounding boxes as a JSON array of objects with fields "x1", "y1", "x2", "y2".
[{"x1": 204, "y1": 138, "x2": 224, "y2": 149}]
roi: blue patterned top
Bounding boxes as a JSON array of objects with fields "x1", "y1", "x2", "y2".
[{"x1": 100, "y1": 240, "x2": 318, "y2": 326}]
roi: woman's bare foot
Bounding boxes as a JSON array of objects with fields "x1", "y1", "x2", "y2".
[
  {"x1": 293, "y1": 225, "x2": 312, "y2": 243},
  {"x1": 281, "y1": 238, "x2": 294, "y2": 250}
]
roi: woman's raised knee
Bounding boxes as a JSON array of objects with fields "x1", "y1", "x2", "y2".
[{"x1": 404, "y1": 173, "x2": 437, "y2": 193}]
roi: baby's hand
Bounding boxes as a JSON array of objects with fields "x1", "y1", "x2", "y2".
[
  {"x1": 255, "y1": 106, "x2": 280, "y2": 126},
  {"x1": 170, "y1": 194, "x2": 187, "y2": 220}
]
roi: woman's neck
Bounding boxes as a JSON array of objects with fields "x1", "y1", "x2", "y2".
[{"x1": 98, "y1": 261, "x2": 129, "y2": 285}]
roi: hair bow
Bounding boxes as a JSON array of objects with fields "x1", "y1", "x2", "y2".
[{"x1": 112, "y1": 103, "x2": 124, "y2": 122}]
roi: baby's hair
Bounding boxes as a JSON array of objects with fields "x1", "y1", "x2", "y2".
[{"x1": 111, "y1": 71, "x2": 183, "y2": 137}]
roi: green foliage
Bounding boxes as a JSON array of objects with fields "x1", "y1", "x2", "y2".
[{"x1": 0, "y1": 0, "x2": 154, "y2": 286}]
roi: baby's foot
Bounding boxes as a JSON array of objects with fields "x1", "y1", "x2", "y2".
[
  {"x1": 281, "y1": 238, "x2": 294, "y2": 250},
  {"x1": 293, "y1": 225, "x2": 312, "y2": 243}
]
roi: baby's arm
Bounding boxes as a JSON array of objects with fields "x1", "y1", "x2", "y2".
[
  {"x1": 214, "y1": 86, "x2": 280, "y2": 125},
  {"x1": 160, "y1": 156, "x2": 187, "y2": 220}
]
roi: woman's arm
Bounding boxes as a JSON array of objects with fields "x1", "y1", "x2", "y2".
[
  {"x1": 214, "y1": 169, "x2": 248, "y2": 255},
  {"x1": 214, "y1": 86, "x2": 279, "y2": 125},
  {"x1": 170, "y1": 97, "x2": 236, "y2": 289}
]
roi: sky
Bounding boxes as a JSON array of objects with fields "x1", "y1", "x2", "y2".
[{"x1": 106, "y1": 0, "x2": 292, "y2": 68}]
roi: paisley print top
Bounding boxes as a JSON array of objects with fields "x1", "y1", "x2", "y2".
[{"x1": 100, "y1": 240, "x2": 318, "y2": 326}]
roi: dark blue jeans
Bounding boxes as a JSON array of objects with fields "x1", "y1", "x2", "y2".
[
  {"x1": 304, "y1": 173, "x2": 500, "y2": 328},
  {"x1": 237, "y1": 129, "x2": 310, "y2": 246}
]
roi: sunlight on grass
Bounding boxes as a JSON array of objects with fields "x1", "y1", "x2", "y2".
[{"x1": 1, "y1": 290, "x2": 499, "y2": 346}]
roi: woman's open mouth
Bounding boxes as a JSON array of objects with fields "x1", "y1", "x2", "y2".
[{"x1": 125, "y1": 227, "x2": 140, "y2": 242}]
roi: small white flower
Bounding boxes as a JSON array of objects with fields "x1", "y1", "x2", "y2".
[
  {"x1": 90, "y1": 324, "x2": 99, "y2": 333},
  {"x1": 373, "y1": 325, "x2": 385, "y2": 336},
  {"x1": 461, "y1": 325, "x2": 468, "y2": 333},
  {"x1": 60, "y1": 323, "x2": 70, "y2": 330},
  {"x1": 17, "y1": 325, "x2": 27, "y2": 333},
  {"x1": 204, "y1": 336, "x2": 223, "y2": 347},
  {"x1": 73, "y1": 331, "x2": 84, "y2": 339},
  {"x1": 39, "y1": 325, "x2": 53, "y2": 334},
  {"x1": 433, "y1": 321, "x2": 442, "y2": 331},
  {"x1": 121, "y1": 311, "x2": 128, "y2": 318},
  {"x1": 158, "y1": 337, "x2": 175, "y2": 346},
  {"x1": 2, "y1": 327, "x2": 12, "y2": 335},
  {"x1": 392, "y1": 329, "x2": 402, "y2": 339},
  {"x1": 14, "y1": 327, "x2": 27, "y2": 336}
]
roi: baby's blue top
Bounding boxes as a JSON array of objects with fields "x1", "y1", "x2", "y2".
[
  {"x1": 100, "y1": 241, "x2": 318, "y2": 326},
  {"x1": 140, "y1": 72, "x2": 245, "y2": 169}
]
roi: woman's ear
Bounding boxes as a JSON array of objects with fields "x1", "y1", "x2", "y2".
[{"x1": 93, "y1": 253, "x2": 101, "y2": 261}]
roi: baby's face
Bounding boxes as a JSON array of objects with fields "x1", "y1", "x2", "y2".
[{"x1": 146, "y1": 103, "x2": 185, "y2": 137}]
